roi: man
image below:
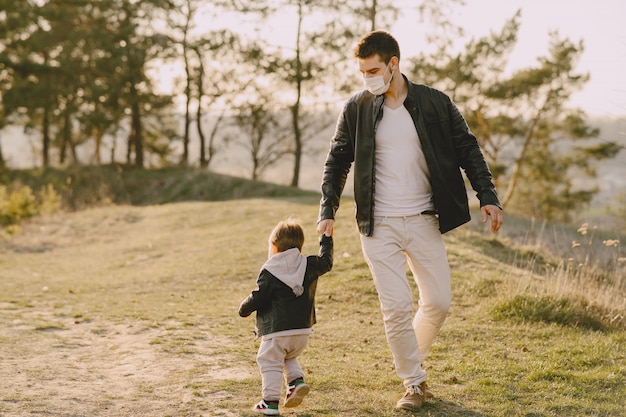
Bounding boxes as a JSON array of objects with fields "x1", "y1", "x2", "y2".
[{"x1": 317, "y1": 31, "x2": 503, "y2": 410}]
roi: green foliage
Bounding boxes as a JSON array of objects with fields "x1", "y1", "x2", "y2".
[
  {"x1": 37, "y1": 183, "x2": 62, "y2": 215},
  {"x1": 0, "y1": 183, "x2": 60, "y2": 227},
  {"x1": 3, "y1": 165, "x2": 317, "y2": 211},
  {"x1": 1, "y1": 1, "x2": 619, "y2": 214},
  {"x1": 408, "y1": 10, "x2": 620, "y2": 222},
  {"x1": 0, "y1": 0, "x2": 174, "y2": 168},
  {"x1": 491, "y1": 295, "x2": 606, "y2": 331},
  {"x1": 510, "y1": 142, "x2": 597, "y2": 222},
  {"x1": 0, "y1": 185, "x2": 37, "y2": 225}
]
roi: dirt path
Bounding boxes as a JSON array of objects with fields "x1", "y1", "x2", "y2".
[
  {"x1": 0, "y1": 300, "x2": 250, "y2": 416},
  {"x1": 0, "y1": 205, "x2": 264, "y2": 416}
]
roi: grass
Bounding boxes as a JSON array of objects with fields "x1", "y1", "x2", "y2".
[
  {"x1": 0, "y1": 167, "x2": 625, "y2": 416},
  {"x1": 1, "y1": 164, "x2": 315, "y2": 209}
]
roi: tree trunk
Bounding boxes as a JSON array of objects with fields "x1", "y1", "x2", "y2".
[
  {"x1": 59, "y1": 129, "x2": 67, "y2": 165},
  {"x1": 501, "y1": 110, "x2": 542, "y2": 208},
  {"x1": 370, "y1": 0, "x2": 377, "y2": 31},
  {"x1": 60, "y1": 110, "x2": 77, "y2": 165},
  {"x1": 42, "y1": 109, "x2": 50, "y2": 167},
  {"x1": 131, "y1": 99, "x2": 143, "y2": 168},
  {"x1": 181, "y1": 39, "x2": 191, "y2": 166},
  {"x1": 126, "y1": 130, "x2": 133, "y2": 164},
  {"x1": 195, "y1": 48, "x2": 207, "y2": 168},
  {"x1": 290, "y1": 0, "x2": 304, "y2": 188},
  {"x1": 290, "y1": 103, "x2": 302, "y2": 188},
  {"x1": 68, "y1": 129, "x2": 78, "y2": 164},
  {"x1": 197, "y1": 98, "x2": 207, "y2": 168},
  {"x1": 206, "y1": 109, "x2": 225, "y2": 169},
  {"x1": 128, "y1": 80, "x2": 143, "y2": 168},
  {"x1": 110, "y1": 134, "x2": 117, "y2": 164},
  {"x1": 0, "y1": 134, "x2": 5, "y2": 168},
  {"x1": 94, "y1": 128, "x2": 102, "y2": 165}
]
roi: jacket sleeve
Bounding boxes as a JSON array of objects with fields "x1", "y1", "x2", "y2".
[
  {"x1": 319, "y1": 100, "x2": 355, "y2": 222},
  {"x1": 447, "y1": 97, "x2": 501, "y2": 209},
  {"x1": 238, "y1": 272, "x2": 273, "y2": 318},
  {"x1": 306, "y1": 234, "x2": 334, "y2": 279},
  {"x1": 317, "y1": 234, "x2": 334, "y2": 275}
]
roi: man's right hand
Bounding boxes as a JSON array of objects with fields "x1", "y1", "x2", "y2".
[{"x1": 317, "y1": 219, "x2": 335, "y2": 237}]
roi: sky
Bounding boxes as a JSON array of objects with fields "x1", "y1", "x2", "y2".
[
  {"x1": 392, "y1": 0, "x2": 626, "y2": 117},
  {"x1": 257, "y1": 0, "x2": 626, "y2": 118}
]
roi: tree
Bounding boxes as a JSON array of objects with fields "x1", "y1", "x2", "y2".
[
  {"x1": 114, "y1": 0, "x2": 175, "y2": 168},
  {"x1": 252, "y1": 0, "x2": 385, "y2": 187},
  {"x1": 280, "y1": 0, "x2": 402, "y2": 187},
  {"x1": 231, "y1": 84, "x2": 292, "y2": 181},
  {"x1": 41, "y1": 0, "x2": 98, "y2": 165},
  {"x1": 0, "y1": 101, "x2": 6, "y2": 168},
  {"x1": 191, "y1": 36, "x2": 243, "y2": 169},
  {"x1": 164, "y1": 0, "x2": 261, "y2": 169},
  {"x1": 285, "y1": 0, "x2": 307, "y2": 187},
  {"x1": 165, "y1": 0, "x2": 200, "y2": 167},
  {"x1": 407, "y1": 10, "x2": 620, "y2": 221},
  {"x1": 0, "y1": 0, "x2": 175, "y2": 169},
  {"x1": 342, "y1": 0, "x2": 400, "y2": 32},
  {"x1": 0, "y1": 0, "x2": 59, "y2": 166}
]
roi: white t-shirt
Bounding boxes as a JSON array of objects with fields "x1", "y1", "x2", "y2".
[{"x1": 373, "y1": 105, "x2": 434, "y2": 216}]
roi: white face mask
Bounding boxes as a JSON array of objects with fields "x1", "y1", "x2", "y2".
[{"x1": 363, "y1": 63, "x2": 393, "y2": 95}]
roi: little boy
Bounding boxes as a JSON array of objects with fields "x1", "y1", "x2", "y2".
[{"x1": 239, "y1": 219, "x2": 333, "y2": 415}]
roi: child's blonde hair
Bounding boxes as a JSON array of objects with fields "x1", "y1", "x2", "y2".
[{"x1": 269, "y1": 219, "x2": 305, "y2": 252}]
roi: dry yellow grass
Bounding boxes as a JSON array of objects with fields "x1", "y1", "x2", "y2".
[{"x1": 1, "y1": 197, "x2": 624, "y2": 416}]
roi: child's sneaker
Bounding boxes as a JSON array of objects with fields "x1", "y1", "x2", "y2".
[
  {"x1": 253, "y1": 399, "x2": 279, "y2": 415},
  {"x1": 284, "y1": 377, "x2": 310, "y2": 408}
]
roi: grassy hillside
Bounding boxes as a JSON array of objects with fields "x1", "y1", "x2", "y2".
[
  {"x1": 1, "y1": 164, "x2": 318, "y2": 209},
  {"x1": 0, "y1": 168, "x2": 625, "y2": 416}
]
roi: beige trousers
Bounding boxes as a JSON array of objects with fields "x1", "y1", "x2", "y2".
[
  {"x1": 360, "y1": 214, "x2": 451, "y2": 388},
  {"x1": 256, "y1": 334, "x2": 309, "y2": 401}
]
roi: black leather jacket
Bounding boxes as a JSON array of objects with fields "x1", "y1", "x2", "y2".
[
  {"x1": 238, "y1": 235, "x2": 333, "y2": 337},
  {"x1": 319, "y1": 75, "x2": 500, "y2": 235}
]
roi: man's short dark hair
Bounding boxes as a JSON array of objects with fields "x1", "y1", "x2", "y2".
[{"x1": 353, "y1": 30, "x2": 401, "y2": 64}]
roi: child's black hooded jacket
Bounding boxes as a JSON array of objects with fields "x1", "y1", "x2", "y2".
[{"x1": 239, "y1": 235, "x2": 333, "y2": 337}]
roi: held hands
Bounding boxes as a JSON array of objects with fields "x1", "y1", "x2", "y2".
[
  {"x1": 317, "y1": 219, "x2": 335, "y2": 237},
  {"x1": 481, "y1": 204, "x2": 503, "y2": 234}
]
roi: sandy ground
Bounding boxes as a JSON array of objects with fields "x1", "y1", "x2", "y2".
[{"x1": 0, "y1": 300, "x2": 251, "y2": 417}]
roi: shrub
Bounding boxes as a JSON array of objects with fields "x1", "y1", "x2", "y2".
[
  {"x1": 38, "y1": 184, "x2": 62, "y2": 214},
  {"x1": 0, "y1": 184, "x2": 61, "y2": 227},
  {"x1": 0, "y1": 185, "x2": 37, "y2": 225}
]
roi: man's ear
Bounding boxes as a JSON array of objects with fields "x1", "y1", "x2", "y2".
[{"x1": 390, "y1": 55, "x2": 399, "y2": 70}]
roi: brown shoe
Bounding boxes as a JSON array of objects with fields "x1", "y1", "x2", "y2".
[
  {"x1": 421, "y1": 381, "x2": 434, "y2": 399},
  {"x1": 395, "y1": 384, "x2": 424, "y2": 410}
]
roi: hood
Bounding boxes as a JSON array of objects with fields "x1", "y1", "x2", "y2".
[{"x1": 261, "y1": 248, "x2": 307, "y2": 296}]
